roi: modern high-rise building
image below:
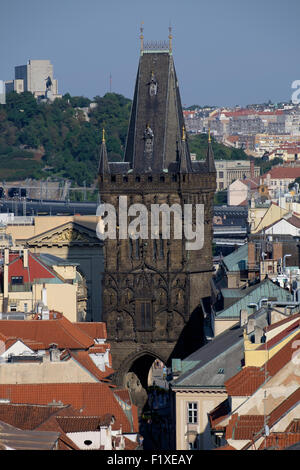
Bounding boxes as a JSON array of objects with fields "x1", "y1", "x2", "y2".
[{"x1": 5, "y1": 60, "x2": 61, "y2": 100}]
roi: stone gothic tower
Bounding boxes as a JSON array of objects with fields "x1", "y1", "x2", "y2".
[{"x1": 98, "y1": 34, "x2": 216, "y2": 387}]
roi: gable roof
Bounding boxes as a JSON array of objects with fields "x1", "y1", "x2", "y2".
[
  {"x1": 215, "y1": 278, "x2": 292, "y2": 319},
  {"x1": 74, "y1": 322, "x2": 107, "y2": 340},
  {"x1": 222, "y1": 244, "x2": 248, "y2": 272},
  {"x1": 0, "y1": 419, "x2": 59, "y2": 450},
  {"x1": 0, "y1": 383, "x2": 138, "y2": 434},
  {"x1": 225, "y1": 332, "x2": 300, "y2": 396},
  {"x1": 68, "y1": 350, "x2": 113, "y2": 382},
  {"x1": 0, "y1": 317, "x2": 94, "y2": 350},
  {"x1": 172, "y1": 307, "x2": 270, "y2": 389}
]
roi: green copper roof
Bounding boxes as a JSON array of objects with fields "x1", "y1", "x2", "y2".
[
  {"x1": 222, "y1": 244, "x2": 248, "y2": 272},
  {"x1": 216, "y1": 278, "x2": 293, "y2": 319}
]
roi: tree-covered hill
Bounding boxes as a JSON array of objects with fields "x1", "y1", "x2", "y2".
[
  {"x1": 0, "y1": 91, "x2": 131, "y2": 185},
  {"x1": 188, "y1": 133, "x2": 248, "y2": 161},
  {"x1": 0, "y1": 91, "x2": 276, "y2": 186}
]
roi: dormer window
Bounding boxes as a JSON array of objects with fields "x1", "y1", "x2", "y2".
[{"x1": 11, "y1": 276, "x2": 23, "y2": 285}]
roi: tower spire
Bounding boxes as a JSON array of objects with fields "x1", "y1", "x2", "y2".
[
  {"x1": 206, "y1": 127, "x2": 215, "y2": 172},
  {"x1": 98, "y1": 128, "x2": 110, "y2": 175},
  {"x1": 179, "y1": 125, "x2": 189, "y2": 173},
  {"x1": 140, "y1": 22, "x2": 144, "y2": 53},
  {"x1": 168, "y1": 25, "x2": 173, "y2": 54}
]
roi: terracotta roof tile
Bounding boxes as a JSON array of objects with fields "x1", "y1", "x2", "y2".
[
  {"x1": 56, "y1": 414, "x2": 113, "y2": 432},
  {"x1": 258, "y1": 432, "x2": 300, "y2": 450},
  {"x1": 257, "y1": 318, "x2": 300, "y2": 350},
  {"x1": 264, "y1": 167, "x2": 300, "y2": 179},
  {"x1": 124, "y1": 436, "x2": 139, "y2": 450},
  {"x1": 69, "y1": 350, "x2": 113, "y2": 382},
  {"x1": 0, "y1": 317, "x2": 94, "y2": 350},
  {"x1": 214, "y1": 444, "x2": 236, "y2": 450},
  {"x1": 74, "y1": 323, "x2": 107, "y2": 340},
  {"x1": 0, "y1": 403, "x2": 68, "y2": 430},
  {"x1": 264, "y1": 313, "x2": 300, "y2": 332},
  {"x1": 0, "y1": 383, "x2": 138, "y2": 434},
  {"x1": 285, "y1": 419, "x2": 300, "y2": 433},
  {"x1": 225, "y1": 332, "x2": 300, "y2": 396}
]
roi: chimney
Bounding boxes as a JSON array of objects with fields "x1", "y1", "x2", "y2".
[
  {"x1": 250, "y1": 160, "x2": 254, "y2": 179},
  {"x1": 42, "y1": 283, "x2": 47, "y2": 306},
  {"x1": 246, "y1": 318, "x2": 256, "y2": 334},
  {"x1": 3, "y1": 248, "x2": 9, "y2": 298},
  {"x1": 254, "y1": 326, "x2": 264, "y2": 344},
  {"x1": 49, "y1": 343, "x2": 60, "y2": 362},
  {"x1": 23, "y1": 248, "x2": 28, "y2": 268},
  {"x1": 240, "y1": 309, "x2": 248, "y2": 328}
]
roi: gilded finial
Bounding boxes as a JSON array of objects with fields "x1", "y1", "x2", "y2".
[
  {"x1": 140, "y1": 22, "x2": 144, "y2": 52},
  {"x1": 168, "y1": 25, "x2": 173, "y2": 53},
  {"x1": 182, "y1": 125, "x2": 186, "y2": 141},
  {"x1": 102, "y1": 128, "x2": 105, "y2": 143},
  {"x1": 208, "y1": 127, "x2": 211, "y2": 143}
]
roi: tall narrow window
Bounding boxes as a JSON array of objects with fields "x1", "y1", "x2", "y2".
[
  {"x1": 159, "y1": 235, "x2": 164, "y2": 259},
  {"x1": 129, "y1": 238, "x2": 133, "y2": 259},
  {"x1": 136, "y1": 301, "x2": 152, "y2": 331},
  {"x1": 135, "y1": 239, "x2": 140, "y2": 259},
  {"x1": 153, "y1": 239, "x2": 157, "y2": 260},
  {"x1": 187, "y1": 402, "x2": 198, "y2": 424}
]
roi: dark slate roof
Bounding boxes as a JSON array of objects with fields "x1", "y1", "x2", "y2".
[
  {"x1": 98, "y1": 140, "x2": 110, "y2": 175},
  {"x1": 124, "y1": 51, "x2": 200, "y2": 174},
  {"x1": 171, "y1": 308, "x2": 269, "y2": 389},
  {"x1": 109, "y1": 162, "x2": 131, "y2": 174}
]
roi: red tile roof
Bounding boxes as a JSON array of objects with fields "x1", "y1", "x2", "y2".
[
  {"x1": 257, "y1": 317, "x2": 300, "y2": 350},
  {"x1": 263, "y1": 167, "x2": 300, "y2": 180},
  {"x1": 223, "y1": 388, "x2": 300, "y2": 443},
  {"x1": 55, "y1": 414, "x2": 113, "y2": 432},
  {"x1": 0, "y1": 383, "x2": 138, "y2": 434},
  {"x1": 0, "y1": 403, "x2": 68, "y2": 430},
  {"x1": 0, "y1": 317, "x2": 94, "y2": 350},
  {"x1": 264, "y1": 313, "x2": 300, "y2": 333},
  {"x1": 69, "y1": 350, "x2": 113, "y2": 382},
  {"x1": 225, "y1": 367, "x2": 265, "y2": 397},
  {"x1": 258, "y1": 432, "x2": 300, "y2": 450},
  {"x1": 124, "y1": 436, "x2": 139, "y2": 450},
  {"x1": 285, "y1": 419, "x2": 300, "y2": 433},
  {"x1": 214, "y1": 444, "x2": 236, "y2": 450},
  {"x1": 225, "y1": 332, "x2": 300, "y2": 396},
  {"x1": 7, "y1": 252, "x2": 57, "y2": 283},
  {"x1": 74, "y1": 322, "x2": 107, "y2": 340}
]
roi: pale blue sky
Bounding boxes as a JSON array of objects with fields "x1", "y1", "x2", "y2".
[{"x1": 1, "y1": 0, "x2": 300, "y2": 106}]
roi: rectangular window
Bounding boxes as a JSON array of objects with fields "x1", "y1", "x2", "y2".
[
  {"x1": 219, "y1": 171, "x2": 224, "y2": 178},
  {"x1": 187, "y1": 402, "x2": 198, "y2": 424},
  {"x1": 24, "y1": 303, "x2": 28, "y2": 313},
  {"x1": 136, "y1": 301, "x2": 152, "y2": 331},
  {"x1": 11, "y1": 276, "x2": 23, "y2": 285}
]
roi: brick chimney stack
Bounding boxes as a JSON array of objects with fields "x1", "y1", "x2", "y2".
[{"x1": 250, "y1": 160, "x2": 254, "y2": 179}]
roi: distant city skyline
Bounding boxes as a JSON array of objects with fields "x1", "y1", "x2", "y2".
[{"x1": 1, "y1": 0, "x2": 300, "y2": 107}]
